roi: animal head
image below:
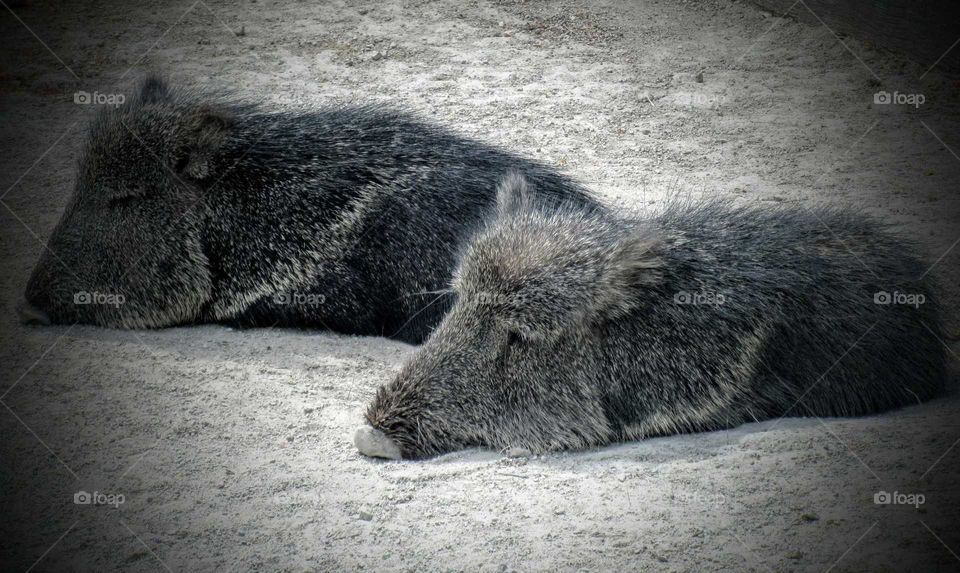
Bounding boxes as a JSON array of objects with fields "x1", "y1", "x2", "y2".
[
  {"x1": 362, "y1": 173, "x2": 662, "y2": 458},
  {"x1": 22, "y1": 77, "x2": 236, "y2": 328}
]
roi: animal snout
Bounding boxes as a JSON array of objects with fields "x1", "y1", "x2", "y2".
[
  {"x1": 17, "y1": 300, "x2": 51, "y2": 326},
  {"x1": 354, "y1": 426, "x2": 402, "y2": 460}
]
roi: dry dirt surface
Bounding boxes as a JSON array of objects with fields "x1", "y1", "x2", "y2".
[{"x1": 2, "y1": 0, "x2": 960, "y2": 571}]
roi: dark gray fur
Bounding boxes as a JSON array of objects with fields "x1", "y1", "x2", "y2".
[
  {"x1": 23, "y1": 77, "x2": 600, "y2": 343},
  {"x1": 359, "y1": 173, "x2": 946, "y2": 459}
]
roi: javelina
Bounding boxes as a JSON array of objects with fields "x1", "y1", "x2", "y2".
[
  {"x1": 355, "y1": 173, "x2": 946, "y2": 459},
  {"x1": 21, "y1": 77, "x2": 599, "y2": 343}
]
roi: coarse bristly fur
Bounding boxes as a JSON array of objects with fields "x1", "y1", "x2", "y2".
[
  {"x1": 23, "y1": 77, "x2": 601, "y2": 343},
  {"x1": 359, "y1": 172, "x2": 947, "y2": 459}
]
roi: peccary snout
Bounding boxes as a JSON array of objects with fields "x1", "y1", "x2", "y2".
[
  {"x1": 357, "y1": 173, "x2": 946, "y2": 460},
  {"x1": 353, "y1": 426, "x2": 402, "y2": 460},
  {"x1": 361, "y1": 300, "x2": 615, "y2": 459},
  {"x1": 16, "y1": 300, "x2": 50, "y2": 326}
]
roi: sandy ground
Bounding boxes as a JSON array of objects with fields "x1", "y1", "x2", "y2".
[{"x1": 2, "y1": 0, "x2": 960, "y2": 571}]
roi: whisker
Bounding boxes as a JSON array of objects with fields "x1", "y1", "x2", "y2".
[
  {"x1": 389, "y1": 290, "x2": 454, "y2": 338},
  {"x1": 390, "y1": 288, "x2": 454, "y2": 302}
]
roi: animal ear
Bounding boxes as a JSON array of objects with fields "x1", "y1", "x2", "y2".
[
  {"x1": 174, "y1": 108, "x2": 230, "y2": 180},
  {"x1": 138, "y1": 75, "x2": 170, "y2": 104},
  {"x1": 495, "y1": 171, "x2": 532, "y2": 217},
  {"x1": 597, "y1": 231, "x2": 663, "y2": 316}
]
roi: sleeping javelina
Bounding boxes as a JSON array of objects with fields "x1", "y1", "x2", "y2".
[
  {"x1": 356, "y1": 173, "x2": 946, "y2": 459},
  {"x1": 21, "y1": 77, "x2": 599, "y2": 343}
]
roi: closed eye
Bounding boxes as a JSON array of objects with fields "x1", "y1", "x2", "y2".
[
  {"x1": 501, "y1": 330, "x2": 523, "y2": 370},
  {"x1": 107, "y1": 187, "x2": 147, "y2": 208},
  {"x1": 107, "y1": 195, "x2": 137, "y2": 208}
]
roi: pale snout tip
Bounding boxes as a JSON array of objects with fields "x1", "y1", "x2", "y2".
[{"x1": 353, "y1": 426, "x2": 402, "y2": 460}]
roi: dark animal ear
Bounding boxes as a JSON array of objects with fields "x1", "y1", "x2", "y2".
[
  {"x1": 597, "y1": 231, "x2": 663, "y2": 317},
  {"x1": 138, "y1": 75, "x2": 170, "y2": 104},
  {"x1": 495, "y1": 171, "x2": 532, "y2": 218},
  {"x1": 174, "y1": 109, "x2": 230, "y2": 180}
]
